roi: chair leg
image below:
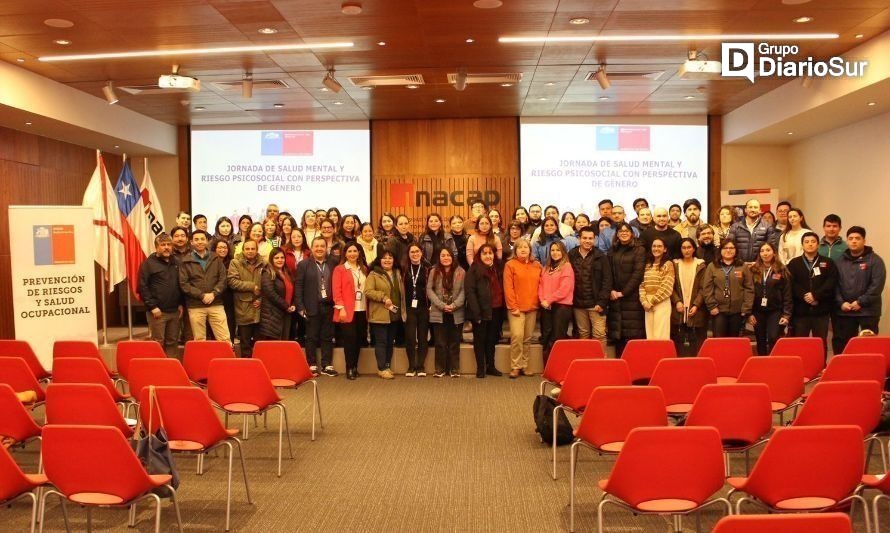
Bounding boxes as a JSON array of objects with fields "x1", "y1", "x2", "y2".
[
  {"x1": 26, "y1": 492, "x2": 37, "y2": 533},
  {"x1": 280, "y1": 403, "x2": 294, "y2": 459},
  {"x1": 86, "y1": 506, "x2": 92, "y2": 533},
  {"x1": 313, "y1": 380, "x2": 324, "y2": 432},
  {"x1": 223, "y1": 441, "x2": 234, "y2": 532},
  {"x1": 242, "y1": 414, "x2": 249, "y2": 440},
  {"x1": 276, "y1": 405, "x2": 284, "y2": 477},
  {"x1": 723, "y1": 452, "x2": 730, "y2": 477},
  {"x1": 167, "y1": 485, "x2": 184, "y2": 533},
  {"x1": 197, "y1": 453, "x2": 203, "y2": 475},
  {"x1": 851, "y1": 494, "x2": 871, "y2": 533},
  {"x1": 672, "y1": 514, "x2": 682, "y2": 533},
  {"x1": 597, "y1": 498, "x2": 619, "y2": 533},
  {"x1": 232, "y1": 437, "x2": 253, "y2": 504},
  {"x1": 873, "y1": 494, "x2": 888, "y2": 533},
  {"x1": 39, "y1": 490, "x2": 69, "y2": 533},
  {"x1": 128, "y1": 503, "x2": 136, "y2": 527},
  {"x1": 148, "y1": 494, "x2": 162, "y2": 533},
  {"x1": 569, "y1": 442, "x2": 580, "y2": 533},
  {"x1": 552, "y1": 405, "x2": 560, "y2": 480}
]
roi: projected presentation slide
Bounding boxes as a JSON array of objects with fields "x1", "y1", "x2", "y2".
[
  {"x1": 520, "y1": 122, "x2": 708, "y2": 217},
  {"x1": 191, "y1": 126, "x2": 371, "y2": 223}
]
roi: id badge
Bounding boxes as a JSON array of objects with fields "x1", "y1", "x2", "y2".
[
  {"x1": 355, "y1": 290, "x2": 362, "y2": 301},
  {"x1": 321, "y1": 287, "x2": 328, "y2": 299},
  {"x1": 411, "y1": 298, "x2": 418, "y2": 309},
  {"x1": 761, "y1": 297, "x2": 768, "y2": 307},
  {"x1": 812, "y1": 266, "x2": 821, "y2": 276}
]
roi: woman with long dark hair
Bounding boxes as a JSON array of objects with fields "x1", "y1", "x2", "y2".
[
  {"x1": 210, "y1": 239, "x2": 236, "y2": 343},
  {"x1": 403, "y1": 243, "x2": 431, "y2": 377},
  {"x1": 376, "y1": 213, "x2": 396, "y2": 243},
  {"x1": 326, "y1": 207, "x2": 342, "y2": 232},
  {"x1": 333, "y1": 242, "x2": 369, "y2": 379},
  {"x1": 339, "y1": 214, "x2": 360, "y2": 244},
  {"x1": 607, "y1": 222, "x2": 646, "y2": 356},
  {"x1": 213, "y1": 217, "x2": 234, "y2": 246},
  {"x1": 386, "y1": 214, "x2": 415, "y2": 268},
  {"x1": 449, "y1": 215, "x2": 470, "y2": 271},
  {"x1": 259, "y1": 247, "x2": 296, "y2": 340},
  {"x1": 279, "y1": 215, "x2": 297, "y2": 249},
  {"x1": 702, "y1": 239, "x2": 754, "y2": 337},
  {"x1": 671, "y1": 238, "x2": 707, "y2": 356},
  {"x1": 427, "y1": 247, "x2": 466, "y2": 378},
  {"x1": 465, "y1": 243, "x2": 505, "y2": 378},
  {"x1": 640, "y1": 237, "x2": 675, "y2": 340},
  {"x1": 749, "y1": 242, "x2": 792, "y2": 354},
  {"x1": 364, "y1": 250, "x2": 405, "y2": 379},
  {"x1": 538, "y1": 240, "x2": 575, "y2": 363},
  {"x1": 779, "y1": 208, "x2": 810, "y2": 265},
  {"x1": 232, "y1": 214, "x2": 253, "y2": 246},
  {"x1": 283, "y1": 228, "x2": 310, "y2": 343},
  {"x1": 419, "y1": 212, "x2": 457, "y2": 266}
]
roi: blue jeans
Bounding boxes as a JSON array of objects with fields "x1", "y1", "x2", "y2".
[{"x1": 371, "y1": 322, "x2": 398, "y2": 371}]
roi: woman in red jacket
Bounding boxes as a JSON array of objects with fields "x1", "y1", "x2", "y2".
[
  {"x1": 333, "y1": 242, "x2": 369, "y2": 380},
  {"x1": 537, "y1": 240, "x2": 575, "y2": 364}
]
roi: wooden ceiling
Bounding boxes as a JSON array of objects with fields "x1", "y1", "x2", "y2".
[{"x1": 2, "y1": 0, "x2": 889, "y2": 125}]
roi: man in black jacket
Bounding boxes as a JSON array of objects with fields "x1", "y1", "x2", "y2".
[
  {"x1": 729, "y1": 199, "x2": 778, "y2": 263},
  {"x1": 137, "y1": 233, "x2": 182, "y2": 357},
  {"x1": 569, "y1": 226, "x2": 613, "y2": 344},
  {"x1": 833, "y1": 226, "x2": 886, "y2": 353},
  {"x1": 296, "y1": 236, "x2": 338, "y2": 377},
  {"x1": 787, "y1": 232, "x2": 838, "y2": 359}
]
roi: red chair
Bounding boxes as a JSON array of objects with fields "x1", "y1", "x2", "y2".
[
  {"x1": 115, "y1": 340, "x2": 166, "y2": 384},
  {"x1": 52, "y1": 340, "x2": 115, "y2": 378},
  {"x1": 0, "y1": 444, "x2": 47, "y2": 533},
  {"x1": 771, "y1": 337, "x2": 826, "y2": 383},
  {"x1": 843, "y1": 336, "x2": 890, "y2": 375},
  {"x1": 550, "y1": 358, "x2": 631, "y2": 479},
  {"x1": 821, "y1": 354, "x2": 885, "y2": 385},
  {"x1": 860, "y1": 470, "x2": 890, "y2": 532},
  {"x1": 594, "y1": 427, "x2": 730, "y2": 533},
  {"x1": 712, "y1": 513, "x2": 852, "y2": 533},
  {"x1": 737, "y1": 356, "x2": 804, "y2": 423},
  {"x1": 0, "y1": 384, "x2": 42, "y2": 454},
  {"x1": 568, "y1": 386, "x2": 667, "y2": 531},
  {"x1": 128, "y1": 358, "x2": 192, "y2": 400},
  {"x1": 0, "y1": 357, "x2": 46, "y2": 407},
  {"x1": 698, "y1": 337, "x2": 753, "y2": 383},
  {"x1": 648, "y1": 358, "x2": 717, "y2": 415},
  {"x1": 727, "y1": 425, "x2": 868, "y2": 527},
  {"x1": 207, "y1": 358, "x2": 293, "y2": 477},
  {"x1": 39, "y1": 424, "x2": 182, "y2": 533},
  {"x1": 0, "y1": 340, "x2": 50, "y2": 382},
  {"x1": 620, "y1": 339, "x2": 677, "y2": 385},
  {"x1": 182, "y1": 341, "x2": 235, "y2": 385},
  {"x1": 141, "y1": 386, "x2": 251, "y2": 531},
  {"x1": 538, "y1": 339, "x2": 605, "y2": 395},
  {"x1": 685, "y1": 383, "x2": 773, "y2": 475},
  {"x1": 253, "y1": 341, "x2": 323, "y2": 441},
  {"x1": 45, "y1": 383, "x2": 134, "y2": 438}
]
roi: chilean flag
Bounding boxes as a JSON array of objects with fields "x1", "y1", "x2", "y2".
[{"x1": 114, "y1": 157, "x2": 148, "y2": 299}]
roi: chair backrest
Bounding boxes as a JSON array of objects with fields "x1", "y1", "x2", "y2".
[
  {"x1": 843, "y1": 336, "x2": 890, "y2": 374},
  {"x1": 0, "y1": 339, "x2": 49, "y2": 381},
  {"x1": 648, "y1": 358, "x2": 717, "y2": 410},
  {"x1": 620, "y1": 339, "x2": 677, "y2": 383},
  {"x1": 0, "y1": 383, "x2": 42, "y2": 442},
  {"x1": 51, "y1": 357, "x2": 123, "y2": 401},
  {"x1": 115, "y1": 341, "x2": 166, "y2": 381},
  {"x1": 685, "y1": 383, "x2": 773, "y2": 445},
  {"x1": 602, "y1": 426, "x2": 725, "y2": 507},
  {"x1": 742, "y1": 425, "x2": 864, "y2": 507},
  {"x1": 46, "y1": 383, "x2": 133, "y2": 437},
  {"x1": 792, "y1": 380, "x2": 882, "y2": 435},
  {"x1": 0, "y1": 357, "x2": 45, "y2": 403},
  {"x1": 140, "y1": 386, "x2": 229, "y2": 447},
  {"x1": 127, "y1": 358, "x2": 191, "y2": 400},
  {"x1": 556, "y1": 359, "x2": 631, "y2": 412},
  {"x1": 0, "y1": 444, "x2": 38, "y2": 502},
  {"x1": 698, "y1": 337, "x2": 753, "y2": 381},
  {"x1": 575, "y1": 386, "x2": 668, "y2": 449},
  {"x1": 183, "y1": 341, "x2": 235, "y2": 384},
  {"x1": 821, "y1": 354, "x2": 885, "y2": 385},
  {"x1": 771, "y1": 337, "x2": 825, "y2": 382},
  {"x1": 41, "y1": 424, "x2": 156, "y2": 502},
  {"x1": 252, "y1": 341, "x2": 313, "y2": 385},
  {"x1": 712, "y1": 513, "x2": 852, "y2": 533},
  {"x1": 207, "y1": 358, "x2": 280, "y2": 410},
  {"x1": 540, "y1": 339, "x2": 605, "y2": 384},
  {"x1": 52, "y1": 340, "x2": 112, "y2": 375},
  {"x1": 737, "y1": 356, "x2": 804, "y2": 408}
]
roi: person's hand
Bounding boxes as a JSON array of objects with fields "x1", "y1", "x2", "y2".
[
  {"x1": 610, "y1": 290, "x2": 621, "y2": 301},
  {"x1": 202, "y1": 293, "x2": 214, "y2": 305},
  {"x1": 384, "y1": 297, "x2": 393, "y2": 307},
  {"x1": 339, "y1": 308, "x2": 347, "y2": 321},
  {"x1": 593, "y1": 305, "x2": 603, "y2": 313},
  {"x1": 747, "y1": 315, "x2": 757, "y2": 326},
  {"x1": 252, "y1": 299, "x2": 261, "y2": 309},
  {"x1": 851, "y1": 301, "x2": 862, "y2": 312},
  {"x1": 841, "y1": 302, "x2": 853, "y2": 312},
  {"x1": 510, "y1": 309, "x2": 520, "y2": 317},
  {"x1": 540, "y1": 300, "x2": 550, "y2": 309},
  {"x1": 444, "y1": 304, "x2": 454, "y2": 313},
  {"x1": 779, "y1": 316, "x2": 789, "y2": 326},
  {"x1": 803, "y1": 292, "x2": 815, "y2": 305},
  {"x1": 675, "y1": 302, "x2": 685, "y2": 313},
  {"x1": 151, "y1": 308, "x2": 162, "y2": 319},
  {"x1": 709, "y1": 308, "x2": 719, "y2": 316},
  {"x1": 177, "y1": 305, "x2": 183, "y2": 318},
  {"x1": 288, "y1": 305, "x2": 296, "y2": 313}
]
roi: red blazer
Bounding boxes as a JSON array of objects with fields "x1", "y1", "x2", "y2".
[{"x1": 332, "y1": 264, "x2": 366, "y2": 323}]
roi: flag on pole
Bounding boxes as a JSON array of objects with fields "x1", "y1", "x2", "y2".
[
  {"x1": 139, "y1": 159, "x2": 166, "y2": 256},
  {"x1": 82, "y1": 150, "x2": 126, "y2": 292},
  {"x1": 114, "y1": 156, "x2": 148, "y2": 299}
]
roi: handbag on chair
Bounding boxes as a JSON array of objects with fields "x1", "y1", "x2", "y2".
[{"x1": 130, "y1": 385, "x2": 180, "y2": 497}]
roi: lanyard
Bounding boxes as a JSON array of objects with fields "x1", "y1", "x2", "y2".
[
  {"x1": 315, "y1": 261, "x2": 327, "y2": 281},
  {"x1": 348, "y1": 265, "x2": 364, "y2": 289},
  {"x1": 761, "y1": 267, "x2": 772, "y2": 289},
  {"x1": 410, "y1": 263, "x2": 422, "y2": 289},
  {"x1": 721, "y1": 265, "x2": 735, "y2": 280},
  {"x1": 803, "y1": 256, "x2": 816, "y2": 274},
  {"x1": 721, "y1": 264, "x2": 734, "y2": 297}
]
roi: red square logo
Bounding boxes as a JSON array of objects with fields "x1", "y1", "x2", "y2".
[
  {"x1": 618, "y1": 126, "x2": 650, "y2": 151},
  {"x1": 390, "y1": 183, "x2": 414, "y2": 209},
  {"x1": 282, "y1": 131, "x2": 314, "y2": 155}
]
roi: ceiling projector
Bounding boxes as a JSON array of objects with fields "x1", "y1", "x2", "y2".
[
  {"x1": 678, "y1": 59, "x2": 723, "y2": 80},
  {"x1": 158, "y1": 74, "x2": 201, "y2": 91}
]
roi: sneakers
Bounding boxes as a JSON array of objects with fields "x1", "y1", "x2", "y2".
[
  {"x1": 405, "y1": 370, "x2": 417, "y2": 377},
  {"x1": 309, "y1": 365, "x2": 319, "y2": 377},
  {"x1": 417, "y1": 371, "x2": 427, "y2": 377},
  {"x1": 450, "y1": 371, "x2": 460, "y2": 378},
  {"x1": 434, "y1": 371, "x2": 446, "y2": 378},
  {"x1": 378, "y1": 369, "x2": 394, "y2": 379},
  {"x1": 320, "y1": 366, "x2": 338, "y2": 377}
]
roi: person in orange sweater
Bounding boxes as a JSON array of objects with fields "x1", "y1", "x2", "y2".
[
  {"x1": 503, "y1": 239, "x2": 542, "y2": 378},
  {"x1": 538, "y1": 241, "x2": 575, "y2": 364}
]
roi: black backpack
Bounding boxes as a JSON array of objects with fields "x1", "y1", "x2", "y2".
[{"x1": 533, "y1": 394, "x2": 574, "y2": 446}]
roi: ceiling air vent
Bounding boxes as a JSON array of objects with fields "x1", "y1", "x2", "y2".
[
  {"x1": 211, "y1": 79, "x2": 291, "y2": 91},
  {"x1": 446, "y1": 72, "x2": 523, "y2": 84},
  {"x1": 585, "y1": 68, "x2": 665, "y2": 82},
  {"x1": 348, "y1": 74, "x2": 425, "y2": 87},
  {"x1": 118, "y1": 84, "x2": 198, "y2": 95}
]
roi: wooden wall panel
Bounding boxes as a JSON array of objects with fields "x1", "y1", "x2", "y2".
[
  {"x1": 708, "y1": 114, "x2": 723, "y2": 221},
  {"x1": 371, "y1": 117, "x2": 519, "y2": 234},
  {"x1": 0, "y1": 126, "x2": 124, "y2": 339}
]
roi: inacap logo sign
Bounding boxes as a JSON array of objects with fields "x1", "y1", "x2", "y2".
[{"x1": 721, "y1": 42, "x2": 868, "y2": 83}]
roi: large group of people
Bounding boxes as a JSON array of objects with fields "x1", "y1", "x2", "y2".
[{"x1": 138, "y1": 197, "x2": 886, "y2": 380}]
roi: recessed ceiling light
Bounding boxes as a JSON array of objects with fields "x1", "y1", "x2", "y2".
[
  {"x1": 781, "y1": 0, "x2": 812, "y2": 5},
  {"x1": 793, "y1": 16, "x2": 813, "y2": 23},
  {"x1": 194, "y1": 106, "x2": 205, "y2": 111},
  {"x1": 39, "y1": 41, "x2": 353, "y2": 62},
  {"x1": 598, "y1": 96, "x2": 609, "y2": 101},
  {"x1": 24, "y1": 122, "x2": 32, "y2": 126},
  {"x1": 786, "y1": 131, "x2": 794, "y2": 135},
  {"x1": 867, "y1": 101, "x2": 876, "y2": 106},
  {"x1": 114, "y1": 145, "x2": 120, "y2": 148},
  {"x1": 333, "y1": 101, "x2": 343, "y2": 105},
  {"x1": 855, "y1": 34, "x2": 864, "y2": 39},
  {"x1": 320, "y1": 87, "x2": 329, "y2": 92},
  {"x1": 499, "y1": 33, "x2": 838, "y2": 44},
  {"x1": 44, "y1": 18, "x2": 74, "y2": 28},
  {"x1": 258, "y1": 27, "x2": 278, "y2": 34},
  {"x1": 545, "y1": 82, "x2": 555, "y2": 86},
  {"x1": 341, "y1": 2, "x2": 362, "y2": 15},
  {"x1": 406, "y1": 85, "x2": 418, "y2": 89},
  {"x1": 684, "y1": 95, "x2": 695, "y2": 100},
  {"x1": 361, "y1": 85, "x2": 373, "y2": 90},
  {"x1": 377, "y1": 41, "x2": 386, "y2": 46},
  {"x1": 465, "y1": 38, "x2": 475, "y2": 43},
  {"x1": 473, "y1": 0, "x2": 503, "y2": 8},
  {"x1": 500, "y1": 83, "x2": 513, "y2": 87},
  {"x1": 569, "y1": 17, "x2": 590, "y2": 25},
  {"x1": 273, "y1": 103, "x2": 284, "y2": 108},
  {"x1": 537, "y1": 97, "x2": 549, "y2": 101},
  {"x1": 435, "y1": 98, "x2": 446, "y2": 103},
  {"x1": 53, "y1": 39, "x2": 71, "y2": 46},
  {"x1": 16, "y1": 58, "x2": 25, "y2": 63}
]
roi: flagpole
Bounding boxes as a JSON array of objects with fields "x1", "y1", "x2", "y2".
[
  {"x1": 100, "y1": 273, "x2": 109, "y2": 346},
  {"x1": 123, "y1": 153, "x2": 134, "y2": 340}
]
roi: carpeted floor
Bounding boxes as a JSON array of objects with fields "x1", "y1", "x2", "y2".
[{"x1": 6, "y1": 371, "x2": 882, "y2": 532}]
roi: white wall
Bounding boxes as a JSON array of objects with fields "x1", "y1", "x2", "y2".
[{"x1": 721, "y1": 144, "x2": 791, "y2": 199}]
